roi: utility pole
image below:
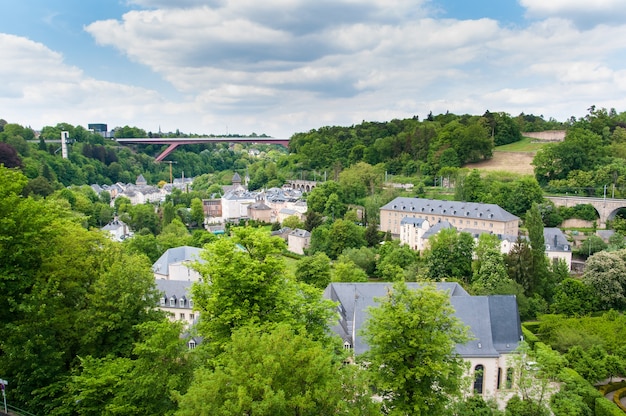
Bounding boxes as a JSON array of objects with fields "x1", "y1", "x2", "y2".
[{"x1": 163, "y1": 161, "x2": 177, "y2": 184}]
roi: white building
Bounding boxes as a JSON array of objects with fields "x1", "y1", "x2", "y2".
[
  {"x1": 152, "y1": 246, "x2": 204, "y2": 281},
  {"x1": 288, "y1": 228, "x2": 311, "y2": 255},
  {"x1": 324, "y1": 282, "x2": 522, "y2": 403},
  {"x1": 155, "y1": 279, "x2": 197, "y2": 328}
]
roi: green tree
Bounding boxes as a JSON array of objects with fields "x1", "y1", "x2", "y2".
[
  {"x1": 295, "y1": 252, "x2": 332, "y2": 289},
  {"x1": 71, "y1": 320, "x2": 193, "y2": 416},
  {"x1": 424, "y1": 228, "x2": 474, "y2": 283},
  {"x1": 581, "y1": 251, "x2": 626, "y2": 310},
  {"x1": 190, "y1": 197, "x2": 205, "y2": 226},
  {"x1": 472, "y1": 233, "x2": 511, "y2": 293},
  {"x1": 526, "y1": 203, "x2": 550, "y2": 297},
  {"x1": 332, "y1": 258, "x2": 369, "y2": 282},
  {"x1": 505, "y1": 238, "x2": 534, "y2": 295},
  {"x1": 282, "y1": 215, "x2": 304, "y2": 229},
  {"x1": 551, "y1": 278, "x2": 596, "y2": 316},
  {"x1": 192, "y1": 227, "x2": 335, "y2": 355},
  {"x1": 177, "y1": 324, "x2": 375, "y2": 416},
  {"x1": 361, "y1": 282, "x2": 470, "y2": 415}
]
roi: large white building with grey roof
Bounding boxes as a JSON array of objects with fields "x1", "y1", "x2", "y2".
[
  {"x1": 155, "y1": 279, "x2": 196, "y2": 328},
  {"x1": 152, "y1": 246, "x2": 204, "y2": 281},
  {"x1": 324, "y1": 282, "x2": 522, "y2": 401},
  {"x1": 381, "y1": 197, "x2": 519, "y2": 238}
]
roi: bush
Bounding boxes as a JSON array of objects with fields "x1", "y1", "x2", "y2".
[
  {"x1": 595, "y1": 397, "x2": 624, "y2": 416},
  {"x1": 522, "y1": 326, "x2": 540, "y2": 349},
  {"x1": 556, "y1": 368, "x2": 602, "y2": 411}
]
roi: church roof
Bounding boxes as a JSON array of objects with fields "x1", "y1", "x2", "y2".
[{"x1": 323, "y1": 282, "x2": 521, "y2": 358}]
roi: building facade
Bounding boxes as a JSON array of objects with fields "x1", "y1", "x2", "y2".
[
  {"x1": 381, "y1": 197, "x2": 519, "y2": 238},
  {"x1": 324, "y1": 282, "x2": 522, "y2": 402}
]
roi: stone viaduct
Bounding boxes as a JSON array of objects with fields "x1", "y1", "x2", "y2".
[
  {"x1": 545, "y1": 196, "x2": 626, "y2": 228},
  {"x1": 286, "y1": 180, "x2": 320, "y2": 192}
]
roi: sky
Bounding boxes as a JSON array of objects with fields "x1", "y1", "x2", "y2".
[{"x1": 2, "y1": 0, "x2": 626, "y2": 138}]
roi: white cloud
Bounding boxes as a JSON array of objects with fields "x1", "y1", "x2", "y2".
[
  {"x1": 520, "y1": 0, "x2": 626, "y2": 28},
  {"x1": 4, "y1": 1, "x2": 626, "y2": 138}
]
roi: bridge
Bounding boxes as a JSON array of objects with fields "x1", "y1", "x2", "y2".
[
  {"x1": 115, "y1": 136, "x2": 290, "y2": 162},
  {"x1": 545, "y1": 196, "x2": 626, "y2": 227},
  {"x1": 286, "y1": 179, "x2": 320, "y2": 192}
]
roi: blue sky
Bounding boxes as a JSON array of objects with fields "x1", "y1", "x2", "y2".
[{"x1": 2, "y1": 0, "x2": 626, "y2": 137}]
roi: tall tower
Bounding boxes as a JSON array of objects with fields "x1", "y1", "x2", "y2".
[{"x1": 61, "y1": 131, "x2": 69, "y2": 159}]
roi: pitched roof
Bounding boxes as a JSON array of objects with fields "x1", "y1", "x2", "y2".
[
  {"x1": 543, "y1": 227, "x2": 571, "y2": 252},
  {"x1": 155, "y1": 279, "x2": 192, "y2": 306},
  {"x1": 289, "y1": 228, "x2": 311, "y2": 238},
  {"x1": 400, "y1": 217, "x2": 427, "y2": 226},
  {"x1": 381, "y1": 197, "x2": 519, "y2": 222},
  {"x1": 152, "y1": 246, "x2": 204, "y2": 276},
  {"x1": 323, "y1": 282, "x2": 521, "y2": 358}
]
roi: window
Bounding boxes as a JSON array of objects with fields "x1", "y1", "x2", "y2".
[
  {"x1": 190, "y1": 313, "x2": 195, "y2": 321},
  {"x1": 179, "y1": 313, "x2": 185, "y2": 320},
  {"x1": 343, "y1": 341, "x2": 352, "y2": 350},
  {"x1": 169, "y1": 297, "x2": 176, "y2": 307},
  {"x1": 188, "y1": 340, "x2": 196, "y2": 349},
  {"x1": 179, "y1": 298, "x2": 186, "y2": 308},
  {"x1": 497, "y1": 367, "x2": 502, "y2": 390},
  {"x1": 160, "y1": 297, "x2": 166, "y2": 306},
  {"x1": 189, "y1": 300, "x2": 194, "y2": 308},
  {"x1": 473, "y1": 365, "x2": 484, "y2": 394},
  {"x1": 506, "y1": 367, "x2": 514, "y2": 389}
]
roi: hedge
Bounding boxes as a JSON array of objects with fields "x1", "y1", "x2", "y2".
[
  {"x1": 598, "y1": 381, "x2": 626, "y2": 396},
  {"x1": 558, "y1": 368, "x2": 602, "y2": 411},
  {"x1": 613, "y1": 387, "x2": 626, "y2": 412},
  {"x1": 522, "y1": 326, "x2": 540, "y2": 348},
  {"x1": 595, "y1": 397, "x2": 624, "y2": 416}
]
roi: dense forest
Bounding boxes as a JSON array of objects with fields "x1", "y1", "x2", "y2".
[{"x1": 2, "y1": 108, "x2": 626, "y2": 415}]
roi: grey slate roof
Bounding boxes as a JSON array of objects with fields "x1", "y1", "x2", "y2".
[
  {"x1": 152, "y1": 246, "x2": 204, "y2": 276},
  {"x1": 400, "y1": 217, "x2": 427, "y2": 226},
  {"x1": 249, "y1": 202, "x2": 271, "y2": 210},
  {"x1": 422, "y1": 221, "x2": 454, "y2": 239},
  {"x1": 543, "y1": 227, "x2": 570, "y2": 252},
  {"x1": 289, "y1": 228, "x2": 311, "y2": 238},
  {"x1": 381, "y1": 197, "x2": 519, "y2": 222},
  {"x1": 323, "y1": 282, "x2": 521, "y2": 358},
  {"x1": 155, "y1": 279, "x2": 192, "y2": 307}
]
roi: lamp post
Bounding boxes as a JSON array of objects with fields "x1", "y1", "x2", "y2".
[{"x1": 0, "y1": 379, "x2": 8, "y2": 413}]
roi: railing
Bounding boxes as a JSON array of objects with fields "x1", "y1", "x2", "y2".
[{"x1": 6, "y1": 404, "x2": 38, "y2": 416}]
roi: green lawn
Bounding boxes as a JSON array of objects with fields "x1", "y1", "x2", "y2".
[{"x1": 495, "y1": 136, "x2": 550, "y2": 153}]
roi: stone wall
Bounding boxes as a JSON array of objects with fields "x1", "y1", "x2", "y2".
[{"x1": 523, "y1": 130, "x2": 566, "y2": 141}]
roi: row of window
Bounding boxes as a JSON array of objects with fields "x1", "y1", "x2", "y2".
[
  {"x1": 160, "y1": 296, "x2": 194, "y2": 308},
  {"x1": 473, "y1": 365, "x2": 514, "y2": 394}
]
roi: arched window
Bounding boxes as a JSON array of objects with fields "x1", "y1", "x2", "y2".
[
  {"x1": 473, "y1": 365, "x2": 484, "y2": 394},
  {"x1": 506, "y1": 367, "x2": 514, "y2": 389}
]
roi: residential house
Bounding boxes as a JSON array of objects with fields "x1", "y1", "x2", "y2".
[
  {"x1": 101, "y1": 218, "x2": 132, "y2": 242},
  {"x1": 544, "y1": 227, "x2": 572, "y2": 270},
  {"x1": 248, "y1": 201, "x2": 273, "y2": 222},
  {"x1": 288, "y1": 228, "x2": 311, "y2": 255},
  {"x1": 278, "y1": 208, "x2": 303, "y2": 224},
  {"x1": 324, "y1": 282, "x2": 522, "y2": 401}
]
